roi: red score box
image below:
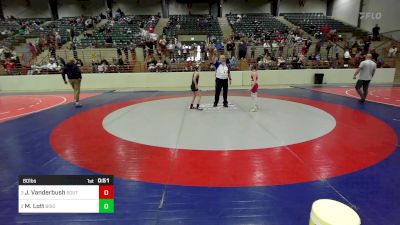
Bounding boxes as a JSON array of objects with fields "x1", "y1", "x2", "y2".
[{"x1": 99, "y1": 185, "x2": 114, "y2": 199}]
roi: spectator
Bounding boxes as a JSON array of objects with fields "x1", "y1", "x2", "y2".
[
  {"x1": 28, "y1": 42, "x2": 37, "y2": 57},
  {"x1": 114, "y1": 10, "x2": 121, "y2": 20},
  {"x1": 91, "y1": 60, "x2": 98, "y2": 73},
  {"x1": 276, "y1": 40, "x2": 283, "y2": 57},
  {"x1": 156, "y1": 60, "x2": 164, "y2": 72},
  {"x1": 334, "y1": 43, "x2": 340, "y2": 60},
  {"x1": 209, "y1": 35, "x2": 216, "y2": 43},
  {"x1": 99, "y1": 12, "x2": 107, "y2": 19},
  {"x1": 315, "y1": 54, "x2": 321, "y2": 61},
  {"x1": 377, "y1": 55, "x2": 384, "y2": 68},
  {"x1": 322, "y1": 24, "x2": 330, "y2": 34},
  {"x1": 351, "y1": 43, "x2": 358, "y2": 57},
  {"x1": 55, "y1": 32, "x2": 62, "y2": 48},
  {"x1": 227, "y1": 40, "x2": 235, "y2": 57},
  {"x1": 147, "y1": 26, "x2": 154, "y2": 33},
  {"x1": 85, "y1": 18, "x2": 93, "y2": 28},
  {"x1": 106, "y1": 8, "x2": 112, "y2": 19},
  {"x1": 159, "y1": 37, "x2": 167, "y2": 55},
  {"x1": 116, "y1": 8, "x2": 125, "y2": 18},
  {"x1": 328, "y1": 56, "x2": 334, "y2": 68},
  {"x1": 271, "y1": 41, "x2": 278, "y2": 57},
  {"x1": 57, "y1": 56, "x2": 66, "y2": 68},
  {"x1": 309, "y1": 23, "x2": 316, "y2": 34},
  {"x1": 344, "y1": 49, "x2": 351, "y2": 67},
  {"x1": 315, "y1": 41, "x2": 322, "y2": 55},
  {"x1": 18, "y1": 27, "x2": 25, "y2": 35},
  {"x1": 257, "y1": 56, "x2": 266, "y2": 70},
  {"x1": 70, "y1": 28, "x2": 75, "y2": 41},
  {"x1": 4, "y1": 59, "x2": 15, "y2": 75},
  {"x1": 110, "y1": 58, "x2": 118, "y2": 71},
  {"x1": 372, "y1": 24, "x2": 380, "y2": 41},
  {"x1": 147, "y1": 56, "x2": 157, "y2": 72},
  {"x1": 117, "y1": 48, "x2": 122, "y2": 57},
  {"x1": 250, "y1": 45, "x2": 256, "y2": 59},
  {"x1": 167, "y1": 40, "x2": 175, "y2": 58},
  {"x1": 105, "y1": 36, "x2": 113, "y2": 46},
  {"x1": 44, "y1": 59, "x2": 60, "y2": 71},
  {"x1": 97, "y1": 63, "x2": 105, "y2": 73},
  {"x1": 263, "y1": 41, "x2": 270, "y2": 56},
  {"x1": 163, "y1": 59, "x2": 169, "y2": 72},
  {"x1": 322, "y1": 24, "x2": 330, "y2": 41},
  {"x1": 296, "y1": 54, "x2": 305, "y2": 69},
  {"x1": 215, "y1": 41, "x2": 223, "y2": 51},
  {"x1": 229, "y1": 56, "x2": 237, "y2": 70},
  {"x1": 186, "y1": 59, "x2": 194, "y2": 71},
  {"x1": 388, "y1": 46, "x2": 398, "y2": 57},
  {"x1": 238, "y1": 41, "x2": 247, "y2": 59},
  {"x1": 98, "y1": 60, "x2": 109, "y2": 73},
  {"x1": 363, "y1": 38, "x2": 371, "y2": 53},
  {"x1": 49, "y1": 45, "x2": 56, "y2": 59},
  {"x1": 370, "y1": 49, "x2": 379, "y2": 61},
  {"x1": 326, "y1": 40, "x2": 333, "y2": 58},
  {"x1": 301, "y1": 44, "x2": 308, "y2": 56},
  {"x1": 264, "y1": 56, "x2": 273, "y2": 68}
]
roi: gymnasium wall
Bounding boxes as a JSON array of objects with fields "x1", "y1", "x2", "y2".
[
  {"x1": 169, "y1": 1, "x2": 209, "y2": 15},
  {"x1": 0, "y1": 69, "x2": 394, "y2": 92},
  {"x1": 112, "y1": 0, "x2": 162, "y2": 15},
  {"x1": 58, "y1": 0, "x2": 105, "y2": 18},
  {"x1": 331, "y1": 0, "x2": 360, "y2": 27},
  {"x1": 279, "y1": 0, "x2": 327, "y2": 14},
  {"x1": 222, "y1": 0, "x2": 271, "y2": 15},
  {"x1": 360, "y1": 0, "x2": 400, "y2": 33},
  {"x1": 2, "y1": 0, "x2": 51, "y2": 18}
]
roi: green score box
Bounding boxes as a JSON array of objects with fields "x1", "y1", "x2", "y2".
[{"x1": 99, "y1": 199, "x2": 114, "y2": 213}]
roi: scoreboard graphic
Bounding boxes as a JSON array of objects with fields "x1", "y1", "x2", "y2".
[{"x1": 18, "y1": 175, "x2": 114, "y2": 213}]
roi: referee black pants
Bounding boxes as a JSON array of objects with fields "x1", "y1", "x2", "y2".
[{"x1": 214, "y1": 78, "x2": 228, "y2": 106}]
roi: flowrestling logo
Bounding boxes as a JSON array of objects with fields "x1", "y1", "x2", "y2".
[{"x1": 360, "y1": 12, "x2": 382, "y2": 20}]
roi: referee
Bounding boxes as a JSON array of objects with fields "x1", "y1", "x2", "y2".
[{"x1": 214, "y1": 55, "x2": 232, "y2": 107}]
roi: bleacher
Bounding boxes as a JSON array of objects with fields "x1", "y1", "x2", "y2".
[
  {"x1": 54, "y1": 17, "x2": 86, "y2": 43},
  {"x1": 55, "y1": 48, "x2": 135, "y2": 65},
  {"x1": 19, "y1": 17, "x2": 88, "y2": 46},
  {"x1": 1, "y1": 18, "x2": 51, "y2": 47},
  {"x1": 164, "y1": 15, "x2": 223, "y2": 40},
  {"x1": 281, "y1": 13, "x2": 366, "y2": 35},
  {"x1": 78, "y1": 15, "x2": 159, "y2": 48},
  {"x1": 227, "y1": 13, "x2": 288, "y2": 38},
  {"x1": 0, "y1": 20, "x2": 19, "y2": 40}
]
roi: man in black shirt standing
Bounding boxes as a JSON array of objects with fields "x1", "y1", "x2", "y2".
[
  {"x1": 372, "y1": 24, "x2": 380, "y2": 41},
  {"x1": 62, "y1": 60, "x2": 83, "y2": 107},
  {"x1": 227, "y1": 40, "x2": 235, "y2": 58}
]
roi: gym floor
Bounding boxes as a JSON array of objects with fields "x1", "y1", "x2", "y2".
[{"x1": 0, "y1": 86, "x2": 399, "y2": 225}]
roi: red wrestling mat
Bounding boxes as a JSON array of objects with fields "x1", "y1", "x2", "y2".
[
  {"x1": 311, "y1": 87, "x2": 400, "y2": 107},
  {"x1": 0, "y1": 93, "x2": 98, "y2": 122},
  {"x1": 50, "y1": 94, "x2": 397, "y2": 187}
]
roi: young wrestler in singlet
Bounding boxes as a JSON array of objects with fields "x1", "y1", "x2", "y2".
[
  {"x1": 190, "y1": 65, "x2": 203, "y2": 110},
  {"x1": 250, "y1": 65, "x2": 259, "y2": 112}
]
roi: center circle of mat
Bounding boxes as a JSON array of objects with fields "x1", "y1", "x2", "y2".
[
  {"x1": 50, "y1": 94, "x2": 397, "y2": 187},
  {"x1": 102, "y1": 96, "x2": 336, "y2": 150}
]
